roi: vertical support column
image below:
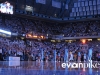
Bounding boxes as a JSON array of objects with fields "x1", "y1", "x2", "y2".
[
  {"x1": 41, "y1": 48, "x2": 44, "y2": 61},
  {"x1": 41, "y1": 60, "x2": 43, "y2": 74},
  {"x1": 54, "y1": 49, "x2": 56, "y2": 62},
  {"x1": 88, "y1": 48, "x2": 93, "y2": 61},
  {"x1": 89, "y1": 60, "x2": 92, "y2": 75},
  {"x1": 64, "y1": 48, "x2": 68, "y2": 62}
]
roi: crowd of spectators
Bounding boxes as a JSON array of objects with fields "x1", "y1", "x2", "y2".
[
  {"x1": 0, "y1": 36, "x2": 100, "y2": 61},
  {"x1": 0, "y1": 16, "x2": 99, "y2": 61},
  {"x1": 0, "y1": 16, "x2": 99, "y2": 37},
  {"x1": 62, "y1": 21, "x2": 100, "y2": 37}
]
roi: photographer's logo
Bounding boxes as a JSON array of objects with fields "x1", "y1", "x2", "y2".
[{"x1": 62, "y1": 61, "x2": 100, "y2": 68}]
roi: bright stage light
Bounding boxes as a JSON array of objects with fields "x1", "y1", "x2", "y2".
[
  {"x1": 0, "y1": 29, "x2": 11, "y2": 35},
  {"x1": 81, "y1": 39, "x2": 86, "y2": 44}
]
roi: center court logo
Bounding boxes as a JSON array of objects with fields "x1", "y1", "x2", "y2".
[{"x1": 62, "y1": 61, "x2": 100, "y2": 68}]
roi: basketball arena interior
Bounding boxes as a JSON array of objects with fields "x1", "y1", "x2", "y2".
[{"x1": 0, "y1": 0, "x2": 100, "y2": 75}]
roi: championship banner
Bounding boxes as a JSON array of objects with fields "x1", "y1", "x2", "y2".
[{"x1": 36, "y1": 0, "x2": 46, "y2": 4}]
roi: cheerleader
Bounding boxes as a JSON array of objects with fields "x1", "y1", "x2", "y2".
[
  {"x1": 84, "y1": 53, "x2": 86, "y2": 62},
  {"x1": 53, "y1": 49, "x2": 56, "y2": 62},
  {"x1": 40, "y1": 47, "x2": 44, "y2": 61},
  {"x1": 45, "y1": 55, "x2": 49, "y2": 62},
  {"x1": 38, "y1": 53, "x2": 41, "y2": 62},
  {"x1": 57, "y1": 53, "x2": 60, "y2": 62}
]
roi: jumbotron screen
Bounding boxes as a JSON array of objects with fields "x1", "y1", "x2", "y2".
[{"x1": 0, "y1": 1, "x2": 13, "y2": 14}]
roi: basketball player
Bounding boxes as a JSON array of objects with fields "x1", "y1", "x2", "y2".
[{"x1": 78, "y1": 51, "x2": 81, "y2": 62}]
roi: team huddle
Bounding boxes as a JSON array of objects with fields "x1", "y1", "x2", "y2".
[{"x1": 0, "y1": 2, "x2": 13, "y2": 14}]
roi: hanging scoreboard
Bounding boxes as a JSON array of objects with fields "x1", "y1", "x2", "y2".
[{"x1": 0, "y1": 1, "x2": 14, "y2": 14}]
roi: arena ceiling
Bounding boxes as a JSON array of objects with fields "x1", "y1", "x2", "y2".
[
  {"x1": 0, "y1": 0, "x2": 73, "y2": 18},
  {"x1": 0, "y1": 0, "x2": 100, "y2": 22},
  {"x1": 15, "y1": 0, "x2": 71, "y2": 18}
]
